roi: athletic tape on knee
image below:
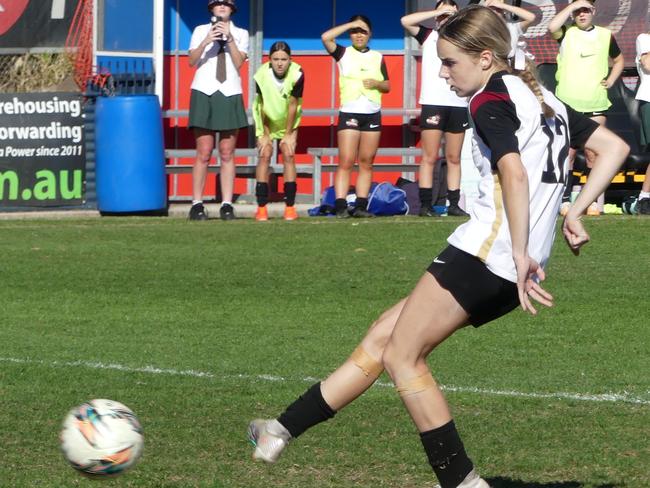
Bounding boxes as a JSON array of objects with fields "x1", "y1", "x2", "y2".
[
  {"x1": 396, "y1": 372, "x2": 437, "y2": 397},
  {"x1": 350, "y1": 346, "x2": 383, "y2": 379}
]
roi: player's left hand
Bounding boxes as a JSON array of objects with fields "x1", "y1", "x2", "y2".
[
  {"x1": 514, "y1": 255, "x2": 553, "y2": 315},
  {"x1": 279, "y1": 132, "x2": 296, "y2": 156},
  {"x1": 485, "y1": 0, "x2": 505, "y2": 10},
  {"x1": 562, "y1": 214, "x2": 590, "y2": 255}
]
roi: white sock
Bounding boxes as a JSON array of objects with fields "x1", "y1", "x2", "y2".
[
  {"x1": 221, "y1": 201, "x2": 232, "y2": 207},
  {"x1": 639, "y1": 192, "x2": 650, "y2": 200},
  {"x1": 192, "y1": 200, "x2": 202, "y2": 206}
]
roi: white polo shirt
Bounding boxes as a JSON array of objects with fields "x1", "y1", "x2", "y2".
[
  {"x1": 636, "y1": 33, "x2": 650, "y2": 103},
  {"x1": 189, "y1": 21, "x2": 249, "y2": 97}
]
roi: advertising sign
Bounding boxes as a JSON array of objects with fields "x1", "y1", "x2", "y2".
[
  {"x1": 0, "y1": 0, "x2": 77, "y2": 50},
  {"x1": 523, "y1": 0, "x2": 650, "y2": 65},
  {"x1": 415, "y1": 0, "x2": 649, "y2": 66},
  {"x1": 0, "y1": 93, "x2": 85, "y2": 208}
]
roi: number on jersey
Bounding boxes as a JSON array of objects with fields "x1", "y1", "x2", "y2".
[{"x1": 540, "y1": 114, "x2": 570, "y2": 185}]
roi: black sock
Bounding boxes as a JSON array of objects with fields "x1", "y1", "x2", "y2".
[
  {"x1": 420, "y1": 420, "x2": 473, "y2": 488},
  {"x1": 284, "y1": 181, "x2": 297, "y2": 207},
  {"x1": 335, "y1": 198, "x2": 348, "y2": 213},
  {"x1": 355, "y1": 197, "x2": 368, "y2": 210},
  {"x1": 256, "y1": 182, "x2": 269, "y2": 207},
  {"x1": 448, "y1": 189, "x2": 460, "y2": 207},
  {"x1": 277, "y1": 382, "x2": 336, "y2": 438},
  {"x1": 419, "y1": 187, "x2": 433, "y2": 209}
]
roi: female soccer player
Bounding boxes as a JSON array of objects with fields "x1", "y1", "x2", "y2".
[
  {"x1": 401, "y1": 0, "x2": 470, "y2": 217},
  {"x1": 252, "y1": 41, "x2": 305, "y2": 221},
  {"x1": 321, "y1": 15, "x2": 391, "y2": 218},
  {"x1": 248, "y1": 6, "x2": 629, "y2": 487}
]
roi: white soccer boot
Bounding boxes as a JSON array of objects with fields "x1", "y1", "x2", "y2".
[
  {"x1": 434, "y1": 468, "x2": 491, "y2": 488},
  {"x1": 247, "y1": 419, "x2": 292, "y2": 463}
]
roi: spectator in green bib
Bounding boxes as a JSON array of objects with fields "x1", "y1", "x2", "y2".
[
  {"x1": 321, "y1": 15, "x2": 391, "y2": 218},
  {"x1": 252, "y1": 41, "x2": 305, "y2": 221},
  {"x1": 549, "y1": 0, "x2": 624, "y2": 216}
]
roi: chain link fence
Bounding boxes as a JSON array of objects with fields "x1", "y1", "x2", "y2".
[{"x1": 0, "y1": 53, "x2": 75, "y2": 93}]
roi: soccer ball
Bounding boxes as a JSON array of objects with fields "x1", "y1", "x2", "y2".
[{"x1": 60, "y1": 399, "x2": 144, "y2": 476}]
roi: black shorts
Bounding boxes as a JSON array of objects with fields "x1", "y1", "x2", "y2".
[
  {"x1": 337, "y1": 111, "x2": 382, "y2": 132},
  {"x1": 420, "y1": 105, "x2": 468, "y2": 133},
  {"x1": 580, "y1": 110, "x2": 608, "y2": 118},
  {"x1": 427, "y1": 245, "x2": 519, "y2": 327}
]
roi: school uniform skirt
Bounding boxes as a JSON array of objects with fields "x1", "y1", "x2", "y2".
[{"x1": 189, "y1": 89, "x2": 248, "y2": 132}]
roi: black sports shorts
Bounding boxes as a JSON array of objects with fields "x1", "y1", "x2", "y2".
[
  {"x1": 337, "y1": 111, "x2": 382, "y2": 132},
  {"x1": 420, "y1": 105, "x2": 468, "y2": 133},
  {"x1": 581, "y1": 109, "x2": 608, "y2": 118},
  {"x1": 427, "y1": 245, "x2": 519, "y2": 327}
]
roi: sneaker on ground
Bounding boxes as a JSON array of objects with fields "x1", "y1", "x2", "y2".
[
  {"x1": 419, "y1": 206, "x2": 437, "y2": 217},
  {"x1": 247, "y1": 419, "x2": 291, "y2": 463},
  {"x1": 351, "y1": 207, "x2": 374, "y2": 218},
  {"x1": 637, "y1": 197, "x2": 650, "y2": 215},
  {"x1": 284, "y1": 206, "x2": 298, "y2": 221},
  {"x1": 559, "y1": 201, "x2": 570, "y2": 217},
  {"x1": 220, "y1": 203, "x2": 236, "y2": 221},
  {"x1": 586, "y1": 202, "x2": 600, "y2": 216},
  {"x1": 255, "y1": 206, "x2": 268, "y2": 222},
  {"x1": 335, "y1": 207, "x2": 351, "y2": 219},
  {"x1": 447, "y1": 204, "x2": 469, "y2": 217},
  {"x1": 433, "y1": 469, "x2": 491, "y2": 488},
  {"x1": 188, "y1": 203, "x2": 208, "y2": 221}
]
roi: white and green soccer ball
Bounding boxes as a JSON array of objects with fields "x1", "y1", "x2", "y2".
[{"x1": 60, "y1": 399, "x2": 144, "y2": 477}]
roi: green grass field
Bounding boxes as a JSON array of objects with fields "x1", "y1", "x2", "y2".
[{"x1": 0, "y1": 215, "x2": 649, "y2": 487}]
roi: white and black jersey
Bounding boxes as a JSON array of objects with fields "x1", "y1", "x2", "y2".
[
  {"x1": 415, "y1": 27, "x2": 466, "y2": 108},
  {"x1": 447, "y1": 71, "x2": 598, "y2": 282}
]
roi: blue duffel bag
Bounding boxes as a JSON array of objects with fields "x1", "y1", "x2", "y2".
[{"x1": 309, "y1": 182, "x2": 408, "y2": 216}]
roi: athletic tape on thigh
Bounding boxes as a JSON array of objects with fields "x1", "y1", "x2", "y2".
[
  {"x1": 350, "y1": 346, "x2": 384, "y2": 378},
  {"x1": 396, "y1": 372, "x2": 437, "y2": 397}
]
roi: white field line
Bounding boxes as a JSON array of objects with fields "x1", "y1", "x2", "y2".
[{"x1": 1, "y1": 356, "x2": 649, "y2": 406}]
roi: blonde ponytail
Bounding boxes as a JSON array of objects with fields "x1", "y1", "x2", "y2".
[{"x1": 515, "y1": 59, "x2": 555, "y2": 119}]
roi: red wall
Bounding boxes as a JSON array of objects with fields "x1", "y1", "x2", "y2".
[{"x1": 163, "y1": 54, "x2": 410, "y2": 201}]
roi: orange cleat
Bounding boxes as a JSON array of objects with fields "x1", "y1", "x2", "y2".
[
  {"x1": 586, "y1": 202, "x2": 600, "y2": 216},
  {"x1": 284, "y1": 206, "x2": 298, "y2": 221},
  {"x1": 255, "y1": 206, "x2": 269, "y2": 221},
  {"x1": 559, "y1": 202, "x2": 570, "y2": 217}
]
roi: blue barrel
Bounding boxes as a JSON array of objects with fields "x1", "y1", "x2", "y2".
[{"x1": 95, "y1": 95, "x2": 166, "y2": 212}]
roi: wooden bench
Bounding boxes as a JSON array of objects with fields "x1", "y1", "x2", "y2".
[
  {"x1": 164, "y1": 148, "x2": 313, "y2": 176},
  {"x1": 164, "y1": 147, "x2": 424, "y2": 204}
]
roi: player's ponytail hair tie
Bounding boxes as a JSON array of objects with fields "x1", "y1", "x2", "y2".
[{"x1": 509, "y1": 40, "x2": 535, "y2": 71}]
